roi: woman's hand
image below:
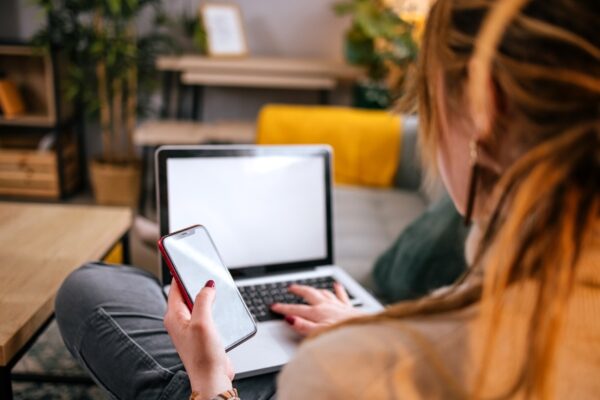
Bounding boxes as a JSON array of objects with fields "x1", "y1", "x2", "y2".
[
  {"x1": 270, "y1": 283, "x2": 363, "y2": 336},
  {"x1": 164, "y1": 280, "x2": 234, "y2": 399}
]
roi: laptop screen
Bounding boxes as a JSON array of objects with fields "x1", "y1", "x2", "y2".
[{"x1": 162, "y1": 148, "x2": 331, "y2": 271}]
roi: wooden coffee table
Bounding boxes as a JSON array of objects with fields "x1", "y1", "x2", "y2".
[{"x1": 0, "y1": 202, "x2": 132, "y2": 399}]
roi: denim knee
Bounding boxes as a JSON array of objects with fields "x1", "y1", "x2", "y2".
[
  {"x1": 55, "y1": 262, "x2": 163, "y2": 352},
  {"x1": 55, "y1": 263, "x2": 106, "y2": 352}
]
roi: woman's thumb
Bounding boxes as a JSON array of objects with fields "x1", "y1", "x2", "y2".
[{"x1": 191, "y1": 280, "x2": 216, "y2": 322}]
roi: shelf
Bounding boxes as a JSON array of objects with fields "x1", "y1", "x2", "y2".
[
  {"x1": 157, "y1": 55, "x2": 365, "y2": 80},
  {"x1": 0, "y1": 44, "x2": 73, "y2": 129},
  {"x1": 0, "y1": 139, "x2": 79, "y2": 199},
  {"x1": 0, "y1": 42, "x2": 82, "y2": 199},
  {"x1": 181, "y1": 72, "x2": 337, "y2": 90},
  {"x1": 134, "y1": 120, "x2": 255, "y2": 146},
  {"x1": 0, "y1": 114, "x2": 55, "y2": 127}
]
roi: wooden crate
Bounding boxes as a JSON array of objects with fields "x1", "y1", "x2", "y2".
[{"x1": 0, "y1": 140, "x2": 79, "y2": 198}]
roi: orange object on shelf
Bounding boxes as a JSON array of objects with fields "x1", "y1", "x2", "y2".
[{"x1": 0, "y1": 79, "x2": 26, "y2": 118}]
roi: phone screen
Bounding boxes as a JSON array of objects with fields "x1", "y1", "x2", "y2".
[{"x1": 162, "y1": 226, "x2": 256, "y2": 351}]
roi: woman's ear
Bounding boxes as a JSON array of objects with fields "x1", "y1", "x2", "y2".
[
  {"x1": 467, "y1": 60, "x2": 504, "y2": 174},
  {"x1": 467, "y1": 57, "x2": 508, "y2": 138}
]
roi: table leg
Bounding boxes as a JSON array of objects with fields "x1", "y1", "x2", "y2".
[
  {"x1": 0, "y1": 366, "x2": 13, "y2": 400},
  {"x1": 176, "y1": 79, "x2": 186, "y2": 120},
  {"x1": 160, "y1": 71, "x2": 174, "y2": 118},
  {"x1": 191, "y1": 86, "x2": 204, "y2": 121},
  {"x1": 121, "y1": 232, "x2": 131, "y2": 265},
  {"x1": 149, "y1": 145, "x2": 159, "y2": 212},
  {"x1": 138, "y1": 146, "x2": 151, "y2": 215}
]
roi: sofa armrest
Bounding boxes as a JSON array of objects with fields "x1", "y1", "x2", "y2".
[{"x1": 393, "y1": 115, "x2": 422, "y2": 191}]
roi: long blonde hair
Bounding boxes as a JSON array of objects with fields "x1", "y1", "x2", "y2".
[{"x1": 315, "y1": 0, "x2": 600, "y2": 398}]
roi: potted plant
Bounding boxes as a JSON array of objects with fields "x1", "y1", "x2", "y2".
[
  {"x1": 162, "y1": 9, "x2": 208, "y2": 54},
  {"x1": 33, "y1": 0, "x2": 170, "y2": 207},
  {"x1": 333, "y1": 0, "x2": 419, "y2": 109}
]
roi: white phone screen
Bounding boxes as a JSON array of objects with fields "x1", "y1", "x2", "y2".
[{"x1": 163, "y1": 226, "x2": 256, "y2": 350}]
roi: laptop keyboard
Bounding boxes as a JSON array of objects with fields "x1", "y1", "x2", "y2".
[{"x1": 238, "y1": 276, "x2": 359, "y2": 322}]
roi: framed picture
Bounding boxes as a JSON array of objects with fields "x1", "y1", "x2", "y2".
[{"x1": 200, "y1": 3, "x2": 248, "y2": 57}]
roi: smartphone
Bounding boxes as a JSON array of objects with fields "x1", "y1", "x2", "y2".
[{"x1": 158, "y1": 224, "x2": 257, "y2": 351}]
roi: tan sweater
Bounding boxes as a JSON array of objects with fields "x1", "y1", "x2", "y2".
[{"x1": 278, "y1": 238, "x2": 600, "y2": 399}]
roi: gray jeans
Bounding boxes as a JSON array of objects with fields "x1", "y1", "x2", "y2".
[{"x1": 55, "y1": 263, "x2": 277, "y2": 400}]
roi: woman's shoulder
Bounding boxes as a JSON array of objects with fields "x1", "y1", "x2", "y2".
[{"x1": 277, "y1": 309, "x2": 475, "y2": 400}]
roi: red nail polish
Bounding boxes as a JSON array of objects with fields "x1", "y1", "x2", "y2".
[
  {"x1": 205, "y1": 280, "x2": 215, "y2": 288},
  {"x1": 285, "y1": 315, "x2": 295, "y2": 325}
]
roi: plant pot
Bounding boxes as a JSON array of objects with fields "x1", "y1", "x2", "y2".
[{"x1": 90, "y1": 159, "x2": 141, "y2": 208}]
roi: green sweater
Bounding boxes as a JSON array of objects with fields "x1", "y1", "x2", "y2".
[{"x1": 372, "y1": 196, "x2": 469, "y2": 303}]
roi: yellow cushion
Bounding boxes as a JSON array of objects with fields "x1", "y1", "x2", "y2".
[{"x1": 257, "y1": 105, "x2": 401, "y2": 187}]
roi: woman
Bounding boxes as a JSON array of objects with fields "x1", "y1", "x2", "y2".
[{"x1": 56, "y1": 0, "x2": 599, "y2": 398}]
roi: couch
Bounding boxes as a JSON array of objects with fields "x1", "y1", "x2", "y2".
[{"x1": 331, "y1": 115, "x2": 430, "y2": 290}]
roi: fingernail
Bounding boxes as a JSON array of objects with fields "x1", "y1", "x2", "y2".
[
  {"x1": 270, "y1": 303, "x2": 278, "y2": 309},
  {"x1": 285, "y1": 315, "x2": 295, "y2": 325},
  {"x1": 205, "y1": 280, "x2": 215, "y2": 288}
]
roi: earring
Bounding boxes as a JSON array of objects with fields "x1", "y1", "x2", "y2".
[{"x1": 464, "y1": 139, "x2": 480, "y2": 226}]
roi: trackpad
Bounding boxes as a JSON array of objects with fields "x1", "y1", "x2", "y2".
[{"x1": 229, "y1": 322, "x2": 301, "y2": 378}]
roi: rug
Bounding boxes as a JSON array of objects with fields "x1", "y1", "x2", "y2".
[{"x1": 12, "y1": 320, "x2": 105, "y2": 399}]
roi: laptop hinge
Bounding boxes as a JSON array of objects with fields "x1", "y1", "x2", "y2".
[
  {"x1": 231, "y1": 266, "x2": 268, "y2": 278},
  {"x1": 231, "y1": 266, "x2": 315, "y2": 280}
]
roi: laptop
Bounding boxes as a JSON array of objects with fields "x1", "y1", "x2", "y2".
[{"x1": 156, "y1": 145, "x2": 383, "y2": 378}]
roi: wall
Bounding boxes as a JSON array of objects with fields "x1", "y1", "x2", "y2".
[
  {"x1": 0, "y1": 0, "x2": 40, "y2": 40},
  {"x1": 158, "y1": 0, "x2": 354, "y2": 121},
  {"x1": 1, "y1": 0, "x2": 350, "y2": 58},
  {"x1": 0, "y1": 0, "x2": 352, "y2": 123}
]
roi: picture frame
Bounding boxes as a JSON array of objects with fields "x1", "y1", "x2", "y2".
[{"x1": 200, "y1": 3, "x2": 249, "y2": 57}]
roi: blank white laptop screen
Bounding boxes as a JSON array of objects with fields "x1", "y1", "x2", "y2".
[{"x1": 166, "y1": 156, "x2": 328, "y2": 269}]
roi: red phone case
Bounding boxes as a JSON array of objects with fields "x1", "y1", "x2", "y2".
[
  {"x1": 158, "y1": 224, "x2": 258, "y2": 352},
  {"x1": 157, "y1": 224, "x2": 203, "y2": 311}
]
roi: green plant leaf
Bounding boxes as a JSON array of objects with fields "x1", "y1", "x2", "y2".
[
  {"x1": 90, "y1": 40, "x2": 103, "y2": 56},
  {"x1": 65, "y1": 83, "x2": 79, "y2": 101},
  {"x1": 345, "y1": 31, "x2": 374, "y2": 65},
  {"x1": 107, "y1": 0, "x2": 121, "y2": 15},
  {"x1": 335, "y1": 0, "x2": 419, "y2": 85},
  {"x1": 332, "y1": 2, "x2": 355, "y2": 15},
  {"x1": 126, "y1": 0, "x2": 139, "y2": 11},
  {"x1": 354, "y1": 2, "x2": 381, "y2": 38},
  {"x1": 193, "y1": 23, "x2": 208, "y2": 54}
]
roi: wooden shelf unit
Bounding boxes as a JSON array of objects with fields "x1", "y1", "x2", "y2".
[
  {"x1": 0, "y1": 132, "x2": 80, "y2": 198},
  {"x1": 0, "y1": 43, "x2": 82, "y2": 200},
  {"x1": 155, "y1": 55, "x2": 365, "y2": 120},
  {"x1": 0, "y1": 114, "x2": 56, "y2": 127}
]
